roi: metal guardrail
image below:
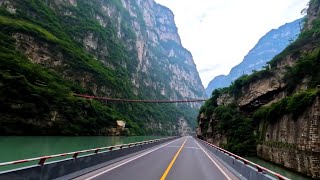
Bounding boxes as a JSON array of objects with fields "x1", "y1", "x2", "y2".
[
  {"x1": 199, "y1": 139, "x2": 290, "y2": 180},
  {"x1": 0, "y1": 137, "x2": 173, "y2": 168}
]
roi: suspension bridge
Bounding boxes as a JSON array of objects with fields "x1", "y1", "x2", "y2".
[{"x1": 72, "y1": 93, "x2": 208, "y2": 103}]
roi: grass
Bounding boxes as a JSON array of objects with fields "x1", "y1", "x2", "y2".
[{"x1": 0, "y1": 15, "x2": 59, "y2": 41}]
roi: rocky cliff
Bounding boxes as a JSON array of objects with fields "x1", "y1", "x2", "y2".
[
  {"x1": 0, "y1": 0, "x2": 206, "y2": 135},
  {"x1": 198, "y1": 0, "x2": 320, "y2": 178},
  {"x1": 257, "y1": 96, "x2": 320, "y2": 178},
  {"x1": 206, "y1": 18, "x2": 302, "y2": 96}
]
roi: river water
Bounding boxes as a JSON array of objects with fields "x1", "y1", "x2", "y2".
[
  {"x1": 247, "y1": 157, "x2": 312, "y2": 180},
  {"x1": 0, "y1": 136, "x2": 314, "y2": 179},
  {"x1": 0, "y1": 136, "x2": 162, "y2": 171}
]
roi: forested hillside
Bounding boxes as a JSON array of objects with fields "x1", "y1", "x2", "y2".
[{"x1": 0, "y1": 0, "x2": 206, "y2": 135}]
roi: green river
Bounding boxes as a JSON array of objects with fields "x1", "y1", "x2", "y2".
[
  {"x1": 0, "y1": 137, "x2": 313, "y2": 179},
  {"x1": 0, "y1": 136, "x2": 162, "y2": 171},
  {"x1": 246, "y1": 157, "x2": 312, "y2": 180}
]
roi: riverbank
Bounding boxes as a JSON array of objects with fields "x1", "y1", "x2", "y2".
[{"x1": 246, "y1": 157, "x2": 313, "y2": 180}]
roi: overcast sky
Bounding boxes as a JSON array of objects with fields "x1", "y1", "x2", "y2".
[{"x1": 154, "y1": 0, "x2": 309, "y2": 87}]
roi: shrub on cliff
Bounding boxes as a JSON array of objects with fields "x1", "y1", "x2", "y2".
[{"x1": 253, "y1": 89, "x2": 319, "y2": 123}]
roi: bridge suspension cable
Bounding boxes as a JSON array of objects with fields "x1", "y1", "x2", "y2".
[{"x1": 72, "y1": 93, "x2": 207, "y2": 103}]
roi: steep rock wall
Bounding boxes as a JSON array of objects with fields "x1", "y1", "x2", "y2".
[
  {"x1": 257, "y1": 97, "x2": 320, "y2": 178},
  {"x1": 0, "y1": 0, "x2": 205, "y2": 135}
]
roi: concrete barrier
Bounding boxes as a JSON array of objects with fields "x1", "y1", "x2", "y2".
[
  {"x1": 0, "y1": 137, "x2": 177, "y2": 180},
  {"x1": 197, "y1": 139, "x2": 280, "y2": 180}
]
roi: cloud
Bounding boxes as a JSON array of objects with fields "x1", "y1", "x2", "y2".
[
  {"x1": 155, "y1": 0, "x2": 309, "y2": 87},
  {"x1": 197, "y1": 13, "x2": 207, "y2": 22},
  {"x1": 198, "y1": 64, "x2": 223, "y2": 73}
]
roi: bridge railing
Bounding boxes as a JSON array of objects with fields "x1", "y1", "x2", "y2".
[
  {"x1": 199, "y1": 139, "x2": 290, "y2": 180},
  {"x1": 0, "y1": 137, "x2": 173, "y2": 168},
  {"x1": 0, "y1": 136, "x2": 177, "y2": 180}
]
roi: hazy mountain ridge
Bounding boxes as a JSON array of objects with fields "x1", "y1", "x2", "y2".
[
  {"x1": 206, "y1": 18, "x2": 303, "y2": 96},
  {"x1": 198, "y1": 0, "x2": 320, "y2": 178}
]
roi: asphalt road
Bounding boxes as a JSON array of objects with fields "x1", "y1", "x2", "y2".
[{"x1": 73, "y1": 136, "x2": 239, "y2": 180}]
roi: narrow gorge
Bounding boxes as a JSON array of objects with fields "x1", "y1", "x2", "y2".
[{"x1": 198, "y1": 0, "x2": 320, "y2": 178}]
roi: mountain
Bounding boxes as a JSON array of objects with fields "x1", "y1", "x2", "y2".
[
  {"x1": 206, "y1": 18, "x2": 303, "y2": 96},
  {"x1": 0, "y1": 0, "x2": 206, "y2": 135},
  {"x1": 197, "y1": 0, "x2": 320, "y2": 178}
]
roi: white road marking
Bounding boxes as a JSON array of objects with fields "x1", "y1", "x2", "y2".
[
  {"x1": 166, "y1": 145, "x2": 201, "y2": 150},
  {"x1": 192, "y1": 138, "x2": 232, "y2": 180},
  {"x1": 84, "y1": 137, "x2": 183, "y2": 180}
]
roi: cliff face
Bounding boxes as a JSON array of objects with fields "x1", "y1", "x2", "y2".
[
  {"x1": 0, "y1": 0, "x2": 206, "y2": 135},
  {"x1": 198, "y1": 0, "x2": 320, "y2": 178},
  {"x1": 124, "y1": 0, "x2": 205, "y2": 103},
  {"x1": 257, "y1": 97, "x2": 320, "y2": 177},
  {"x1": 206, "y1": 19, "x2": 302, "y2": 96}
]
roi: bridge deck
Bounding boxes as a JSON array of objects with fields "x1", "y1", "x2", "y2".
[{"x1": 72, "y1": 136, "x2": 239, "y2": 180}]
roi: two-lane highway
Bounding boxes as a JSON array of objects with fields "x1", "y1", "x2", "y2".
[{"x1": 73, "y1": 136, "x2": 239, "y2": 180}]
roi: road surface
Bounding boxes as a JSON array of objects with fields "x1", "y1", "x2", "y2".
[{"x1": 73, "y1": 136, "x2": 239, "y2": 180}]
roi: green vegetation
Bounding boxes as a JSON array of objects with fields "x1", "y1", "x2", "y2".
[
  {"x1": 214, "y1": 106, "x2": 256, "y2": 156},
  {"x1": 205, "y1": 20, "x2": 319, "y2": 99},
  {"x1": 198, "y1": 88, "x2": 227, "y2": 119},
  {"x1": 284, "y1": 48, "x2": 320, "y2": 93},
  {"x1": 199, "y1": 89, "x2": 319, "y2": 155},
  {"x1": 199, "y1": 0, "x2": 320, "y2": 156},
  {"x1": 253, "y1": 89, "x2": 319, "y2": 123},
  {"x1": 228, "y1": 70, "x2": 273, "y2": 98},
  {"x1": 268, "y1": 14, "x2": 320, "y2": 69},
  {"x1": 200, "y1": 88, "x2": 319, "y2": 156},
  {"x1": 309, "y1": 0, "x2": 320, "y2": 19},
  {"x1": 0, "y1": 35, "x2": 121, "y2": 135},
  {"x1": 0, "y1": 0, "x2": 197, "y2": 135},
  {"x1": 198, "y1": 91, "x2": 256, "y2": 156},
  {"x1": 263, "y1": 141, "x2": 297, "y2": 149}
]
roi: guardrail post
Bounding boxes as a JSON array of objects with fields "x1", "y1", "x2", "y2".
[
  {"x1": 0, "y1": 137, "x2": 175, "y2": 175},
  {"x1": 38, "y1": 157, "x2": 48, "y2": 165},
  {"x1": 256, "y1": 165, "x2": 263, "y2": 172},
  {"x1": 198, "y1": 138, "x2": 291, "y2": 180},
  {"x1": 73, "y1": 152, "x2": 79, "y2": 158},
  {"x1": 277, "y1": 175, "x2": 285, "y2": 180}
]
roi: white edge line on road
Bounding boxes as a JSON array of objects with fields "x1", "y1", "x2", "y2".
[
  {"x1": 84, "y1": 137, "x2": 183, "y2": 180},
  {"x1": 193, "y1": 138, "x2": 232, "y2": 180},
  {"x1": 166, "y1": 145, "x2": 200, "y2": 150}
]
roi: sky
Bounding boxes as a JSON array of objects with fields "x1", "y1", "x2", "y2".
[{"x1": 154, "y1": 0, "x2": 309, "y2": 87}]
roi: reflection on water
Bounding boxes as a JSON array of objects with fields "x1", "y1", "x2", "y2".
[
  {"x1": 246, "y1": 157, "x2": 313, "y2": 180},
  {"x1": 0, "y1": 136, "x2": 162, "y2": 171}
]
